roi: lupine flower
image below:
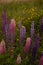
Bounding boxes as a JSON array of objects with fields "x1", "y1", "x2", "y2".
[
  {"x1": 24, "y1": 37, "x2": 31, "y2": 55},
  {"x1": 20, "y1": 26, "x2": 26, "y2": 46},
  {"x1": 30, "y1": 21, "x2": 34, "y2": 39},
  {"x1": 16, "y1": 54, "x2": 21, "y2": 64},
  {"x1": 9, "y1": 19, "x2": 16, "y2": 58},
  {"x1": 2, "y1": 9, "x2": 7, "y2": 36},
  {"x1": 0, "y1": 39, "x2": 6, "y2": 54},
  {"x1": 5, "y1": 18, "x2": 10, "y2": 48},
  {"x1": 38, "y1": 54, "x2": 43, "y2": 65},
  {"x1": 18, "y1": 21, "x2": 22, "y2": 30},
  {"x1": 9, "y1": 19, "x2": 16, "y2": 44},
  {"x1": 31, "y1": 33, "x2": 40, "y2": 64},
  {"x1": 39, "y1": 17, "x2": 43, "y2": 36}
]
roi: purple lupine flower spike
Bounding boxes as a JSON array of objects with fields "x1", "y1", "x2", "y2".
[
  {"x1": 5, "y1": 18, "x2": 10, "y2": 48},
  {"x1": 20, "y1": 26, "x2": 26, "y2": 46},
  {"x1": 30, "y1": 21, "x2": 34, "y2": 39},
  {"x1": 31, "y1": 33, "x2": 40, "y2": 64},
  {"x1": 39, "y1": 17, "x2": 43, "y2": 36},
  {"x1": 18, "y1": 21, "x2": 22, "y2": 30},
  {"x1": 2, "y1": 9, "x2": 7, "y2": 37},
  {"x1": 38, "y1": 53, "x2": 43, "y2": 65}
]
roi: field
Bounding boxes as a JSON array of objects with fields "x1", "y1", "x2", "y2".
[{"x1": 0, "y1": 1, "x2": 43, "y2": 65}]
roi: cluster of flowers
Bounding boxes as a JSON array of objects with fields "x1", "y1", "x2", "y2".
[{"x1": 0, "y1": 9, "x2": 43, "y2": 65}]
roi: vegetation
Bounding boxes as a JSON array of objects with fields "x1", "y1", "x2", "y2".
[{"x1": 0, "y1": 1, "x2": 43, "y2": 65}]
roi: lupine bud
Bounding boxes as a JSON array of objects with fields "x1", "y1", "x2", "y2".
[
  {"x1": 18, "y1": 21, "x2": 22, "y2": 30},
  {"x1": 2, "y1": 9, "x2": 7, "y2": 36},
  {"x1": 24, "y1": 37, "x2": 31, "y2": 55},
  {"x1": 38, "y1": 55, "x2": 43, "y2": 65},
  {"x1": 9, "y1": 19, "x2": 16, "y2": 43},
  {"x1": 16, "y1": 54, "x2": 21, "y2": 64},
  {"x1": 0, "y1": 39, "x2": 6, "y2": 54},
  {"x1": 20, "y1": 26, "x2": 26, "y2": 46},
  {"x1": 31, "y1": 33, "x2": 40, "y2": 64},
  {"x1": 39, "y1": 17, "x2": 43, "y2": 36},
  {"x1": 30, "y1": 21, "x2": 34, "y2": 39}
]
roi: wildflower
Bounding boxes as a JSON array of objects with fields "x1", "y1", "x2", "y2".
[
  {"x1": 24, "y1": 37, "x2": 31, "y2": 55},
  {"x1": 9, "y1": 19, "x2": 16, "y2": 58},
  {"x1": 31, "y1": 33, "x2": 40, "y2": 64},
  {"x1": 16, "y1": 54, "x2": 21, "y2": 64},
  {"x1": 20, "y1": 26, "x2": 26, "y2": 46},
  {"x1": 9, "y1": 19, "x2": 16, "y2": 43},
  {"x1": 5, "y1": 18, "x2": 10, "y2": 48},
  {"x1": 0, "y1": 39, "x2": 6, "y2": 54},
  {"x1": 2, "y1": 9, "x2": 7, "y2": 36}
]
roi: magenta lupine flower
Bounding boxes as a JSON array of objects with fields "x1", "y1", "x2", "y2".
[
  {"x1": 30, "y1": 21, "x2": 34, "y2": 39},
  {"x1": 20, "y1": 26, "x2": 26, "y2": 46},
  {"x1": 39, "y1": 17, "x2": 43, "y2": 36},
  {"x1": 31, "y1": 33, "x2": 40, "y2": 64},
  {"x1": 24, "y1": 37, "x2": 31, "y2": 55},
  {"x1": 2, "y1": 9, "x2": 7, "y2": 36},
  {"x1": 9, "y1": 19, "x2": 16, "y2": 44},
  {"x1": 9, "y1": 19, "x2": 16, "y2": 58},
  {"x1": 18, "y1": 21, "x2": 22, "y2": 30},
  {"x1": 16, "y1": 54, "x2": 21, "y2": 64},
  {"x1": 38, "y1": 55, "x2": 43, "y2": 65},
  {"x1": 0, "y1": 39, "x2": 6, "y2": 54}
]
